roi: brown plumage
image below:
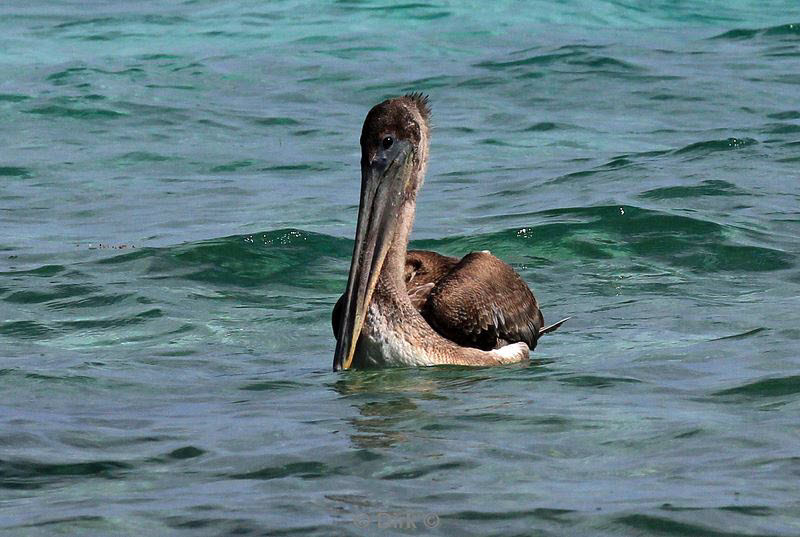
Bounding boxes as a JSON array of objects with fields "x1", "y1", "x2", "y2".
[{"x1": 332, "y1": 249, "x2": 565, "y2": 354}]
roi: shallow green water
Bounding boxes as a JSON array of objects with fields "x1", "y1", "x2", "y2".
[{"x1": 2, "y1": 1, "x2": 800, "y2": 535}]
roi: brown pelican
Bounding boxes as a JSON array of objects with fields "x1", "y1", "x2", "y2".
[{"x1": 332, "y1": 94, "x2": 566, "y2": 371}]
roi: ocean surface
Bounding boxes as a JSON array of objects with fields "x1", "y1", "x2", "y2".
[{"x1": 2, "y1": 1, "x2": 800, "y2": 535}]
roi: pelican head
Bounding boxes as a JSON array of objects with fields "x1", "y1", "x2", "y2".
[{"x1": 333, "y1": 93, "x2": 431, "y2": 371}]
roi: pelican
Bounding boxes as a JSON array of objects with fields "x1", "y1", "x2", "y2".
[{"x1": 332, "y1": 94, "x2": 566, "y2": 371}]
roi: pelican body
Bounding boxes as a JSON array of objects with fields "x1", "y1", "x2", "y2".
[{"x1": 332, "y1": 94, "x2": 565, "y2": 371}]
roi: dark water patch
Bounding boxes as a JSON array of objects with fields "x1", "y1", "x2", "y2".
[
  {"x1": 145, "y1": 83, "x2": 196, "y2": 90},
  {"x1": 293, "y1": 34, "x2": 339, "y2": 45},
  {"x1": 0, "y1": 264, "x2": 65, "y2": 277},
  {"x1": 13, "y1": 515, "x2": 107, "y2": 530},
  {"x1": 116, "y1": 151, "x2": 172, "y2": 163},
  {"x1": 557, "y1": 374, "x2": 643, "y2": 389},
  {"x1": 673, "y1": 137, "x2": 758, "y2": 156},
  {"x1": 568, "y1": 55, "x2": 643, "y2": 71},
  {"x1": 240, "y1": 380, "x2": 309, "y2": 391},
  {"x1": 713, "y1": 376, "x2": 800, "y2": 398},
  {"x1": 476, "y1": 51, "x2": 578, "y2": 70},
  {"x1": 163, "y1": 516, "x2": 256, "y2": 532},
  {"x1": 166, "y1": 446, "x2": 205, "y2": 460},
  {"x1": 614, "y1": 513, "x2": 775, "y2": 537},
  {"x1": 380, "y1": 460, "x2": 473, "y2": 480},
  {"x1": 48, "y1": 292, "x2": 133, "y2": 310},
  {"x1": 0, "y1": 93, "x2": 29, "y2": 102},
  {"x1": 54, "y1": 14, "x2": 188, "y2": 29},
  {"x1": 292, "y1": 128, "x2": 327, "y2": 137},
  {"x1": 0, "y1": 320, "x2": 55, "y2": 339},
  {"x1": 768, "y1": 110, "x2": 800, "y2": 120},
  {"x1": 210, "y1": 160, "x2": 253, "y2": 172},
  {"x1": 711, "y1": 327, "x2": 768, "y2": 341},
  {"x1": 602, "y1": 156, "x2": 635, "y2": 169},
  {"x1": 712, "y1": 23, "x2": 800, "y2": 41},
  {"x1": 45, "y1": 66, "x2": 90, "y2": 83},
  {"x1": 477, "y1": 48, "x2": 642, "y2": 77},
  {"x1": 136, "y1": 53, "x2": 183, "y2": 61},
  {"x1": 78, "y1": 31, "x2": 147, "y2": 42},
  {"x1": 719, "y1": 505, "x2": 773, "y2": 516},
  {"x1": 230, "y1": 461, "x2": 332, "y2": 480},
  {"x1": 639, "y1": 180, "x2": 748, "y2": 200},
  {"x1": 452, "y1": 413, "x2": 573, "y2": 433},
  {"x1": 0, "y1": 166, "x2": 31, "y2": 177},
  {"x1": 46, "y1": 66, "x2": 145, "y2": 87},
  {"x1": 673, "y1": 428, "x2": 704, "y2": 439},
  {"x1": 260, "y1": 163, "x2": 331, "y2": 172},
  {"x1": 52, "y1": 17, "x2": 121, "y2": 29},
  {"x1": 646, "y1": 92, "x2": 705, "y2": 102},
  {"x1": 56, "y1": 308, "x2": 163, "y2": 330},
  {"x1": 339, "y1": 2, "x2": 447, "y2": 16},
  {"x1": 252, "y1": 116, "x2": 301, "y2": 127},
  {"x1": 4, "y1": 284, "x2": 99, "y2": 305},
  {"x1": 523, "y1": 121, "x2": 568, "y2": 132},
  {"x1": 24, "y1": 372, "x2": 98, "y2": 385},
  {"x1": 0, "y1": 459, "x2": 131, "y2": 489},
  {"x1": 321, "y1": 45, "x2": 394, "y2": 60},
  {"x1": 635, "y1": 240, "x2": 792, "y2": 272},
  {"x1": 479, "y1": 138, "x2": 512, "y2": 146},
  {"x1": 446, "y1": 507, "x2": 573, "y2": 522},
  {"x1": 764, "y1": 49, "x2": 800, "y2": 58},
  {"x1": 762, "y1": 123, "x2": 800, "y2": 135},
  {"x1": 25, "y1": 104, "x2": 125, "y2": 119},
  {"x1": 769, "y1": 74, "x2": 800, "y2": 85}
]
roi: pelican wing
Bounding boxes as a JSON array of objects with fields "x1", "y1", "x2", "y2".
[
  {"x1": 420, "y1": 251, "x2": 545, "y2": 351},
  {"x1": 333, "y1": 249, "x2": 558, "y2": 352}
]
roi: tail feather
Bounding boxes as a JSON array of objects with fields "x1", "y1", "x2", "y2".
[{"x1": 540, "y1": 316, "x2": 571, "y2": 336}]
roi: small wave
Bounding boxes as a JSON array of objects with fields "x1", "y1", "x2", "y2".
[
  {"x1": 767, "y1": 110, "x2": 800, "y2": 120},
  {"x1": 713, "y1": 375, "x2": 800, "y2": 398},
  {"x1": 380, "y1": 460, "x2": 474, "y2": 480},
  {"x1": 251, "y1": 116, "x2": 301, "y2": 127},
  {"x1": 0, "y1": 458, "x2": 132, "y2": 489},
  {"x1": 0, "y1": 93, "x2": 29, "y2": 103},
  {"x1": 3, "y1": 283, "x2": 100, "y2": 305},
  {"x1": 210, "y1": 160, "x2": 254, "y2": 173},
  {"x1": 25, "y1": 105, "x2": 125, "y2": 119},
  {"x1": 475, "y1": 48, "x2": 643, "y2": 79},
  {"x1": 523, "y1": 121, "x2": 570, "y2": 132},
  {"x1": 0, "y1": 166, "x2": 32, "y2": 177},
  {"x1": 673, "y1": 137, "x2": 758, "y2": 156},
  {"x1": 0, "y1": 320, "x2": 55, "y2": 339},
  {"x1": 0, "y1": 264, "x2": 65, "y2": 277},
  {"x1": 98, "y1": 229, "x2": 351, "y2": 290},
  {"x1": 639, "y1": 180, "x2": 748, "y2": 200},
  {"x1": 712, "y1": 22, "x2": 800, "y2": 41},
  {"x1": 229, "y1": 460, "x2": 332, "y2": 480},
  {"x1": 615, "y1": 513, "x2": 764, "y2": 536},
  {"x1": 556, "y1": 374, "x2": 643, "y2": 388},
  {"x1": 465, "y1": 206, "x2": 793, "y2": 273}
]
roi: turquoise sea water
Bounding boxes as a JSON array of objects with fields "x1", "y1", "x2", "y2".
[{"x1": 2, "y1": 1, "x2": 800, "y2": 535}]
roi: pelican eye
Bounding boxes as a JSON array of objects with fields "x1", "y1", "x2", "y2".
[{"x1": 382, "y1": 136, "x2": 394, "y2": 150}]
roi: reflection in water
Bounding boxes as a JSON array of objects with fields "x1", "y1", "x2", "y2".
[{"x1": 328, "y1": 365, "x2": 538, "y2": 448}]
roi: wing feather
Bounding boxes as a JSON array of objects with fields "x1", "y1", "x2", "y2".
[
  {"x1": 420, "y1": 252, "x2": 544, "y2": 351},
  {"x1": 333, "y1": 250, "x2": 559, "y2": 353}
]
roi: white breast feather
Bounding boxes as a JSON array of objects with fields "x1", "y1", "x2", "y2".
[{"x1": 356, "y1": 304, "x2": 438, "y2": 367}]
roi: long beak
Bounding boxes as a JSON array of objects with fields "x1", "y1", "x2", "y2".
[{"x1": 333, "y1": 142, "x2": 412, "y2": 371}]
